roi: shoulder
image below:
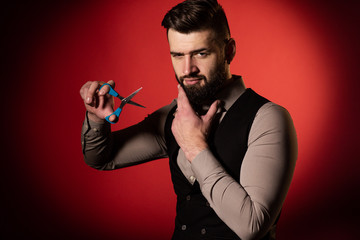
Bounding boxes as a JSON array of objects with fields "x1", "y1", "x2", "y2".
[
  {"x1": 255, "y1": 102, "x2": 292, "y2": 124},
  {"x1": 139, "y1": 99, "x2": 177, "y2": 134},
  {"x1": 248, "y1": 102, "x2": 296, "y2": 145},
  {"x1": 149, "y1": 99, "x2": 177, "y2": 119}
]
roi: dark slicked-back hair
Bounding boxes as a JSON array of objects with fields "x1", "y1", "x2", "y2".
[{"x1": 161, "y1": 0, "x2": 231, "y2": 43}]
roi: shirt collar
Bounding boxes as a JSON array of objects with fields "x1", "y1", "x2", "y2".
[{"x1": 215, "y1": 75, "x2": 246, "y2": 112}]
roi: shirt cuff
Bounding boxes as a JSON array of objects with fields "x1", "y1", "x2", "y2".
[
  {"x1": 82, "y1": 112, "x2": 110, "y2": 136},
  {"x1": 191, "y1": 148, "x2": 227, "y2": 188},
  {"x1": 81, "y1": 112, "x2": 111, "y2": 153}
]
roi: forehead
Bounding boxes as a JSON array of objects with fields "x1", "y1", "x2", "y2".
[{"x1": 167, "y1": 29, "x2": 217, "y2": 52}]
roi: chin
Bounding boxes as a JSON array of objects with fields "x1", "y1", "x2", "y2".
[{"x1": 184, "y1": 81, "x2": 204, "y2": 89}]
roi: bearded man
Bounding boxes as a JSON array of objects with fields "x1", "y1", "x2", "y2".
[{"x1": 80, "y1": 0, "x2": 297, "y2": 239}]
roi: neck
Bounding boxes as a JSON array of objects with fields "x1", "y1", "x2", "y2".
[{"x1": 219, "y1": 74, "x2": 235, "y2": 91}]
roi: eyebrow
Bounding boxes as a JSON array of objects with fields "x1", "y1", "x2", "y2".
[{"x1": 170, "y1": 48, "x2": 209, "y2": 56}]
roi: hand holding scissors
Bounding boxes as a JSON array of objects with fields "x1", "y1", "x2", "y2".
[{"x1": 99, "y1": 83, "x2": 145, "y2": 124}]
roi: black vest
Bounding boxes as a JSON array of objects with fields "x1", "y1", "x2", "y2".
[{"x1": 165, "y1": 89, "x2": 271, "y2": 240}]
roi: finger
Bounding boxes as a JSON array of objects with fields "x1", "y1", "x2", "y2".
[
  {"x1": 85, "y1": 81, "x2": 100, "y2": 104},
  {"x1": 99, "y1": 80, "x2": 115, "y2": 96},
  {"x1": 97, "y1": 85, "x2": 115, "y2": 110},
  {"x1": 109, "y1": 114, "x2": 117, "y2": 123},
  {"x1": 108, "y1": 80, "x2": 115, "y2": 88},
  {"x1": 80, "y1": 81, "x2": 91, "y2": 100},
  {"x1": 177, "y1": 85, "x2": 192, "y2": 111},
  {"x1": 202, "y1": 100, "x2": 220, "y2": 123}
]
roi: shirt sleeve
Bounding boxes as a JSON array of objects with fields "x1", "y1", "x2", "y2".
[
  {"x1": 81, "y1": 101, "x2": 176, "y2": 170},
  {"x1": 190, "y1": 102, "x2": 297, "y2": 240}
]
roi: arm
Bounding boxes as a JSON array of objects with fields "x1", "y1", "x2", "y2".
[
  {"x1": 80, "y1": 80, "x2": 175, "y2": 170},
  {"x1": 191, "y1": 103, "x2": 297, "y2": 240},
  {"x1": 82, "y1": 102, "x2": 174, "y2": 170}
]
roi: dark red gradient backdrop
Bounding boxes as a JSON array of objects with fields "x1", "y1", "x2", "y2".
[{"x1": 2, "y1": 0, "x2": 359, "y2": 239}]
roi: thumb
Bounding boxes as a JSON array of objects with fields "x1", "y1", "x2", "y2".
[{"x1": 202, "y1": 100, "x2": 220, "y2": 123}]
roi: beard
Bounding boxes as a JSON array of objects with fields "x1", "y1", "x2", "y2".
[{"x1": 176, "y1": 62, "x2": 227, "y2": 115}]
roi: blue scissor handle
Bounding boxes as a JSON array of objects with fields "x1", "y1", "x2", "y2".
[
  {"x1": 99, "y1": 83, "x2": 119, "y2": 98},
  {"x1": 105, "y1": 108, "x2": 122, "y2": 124},
  {"x1": 99, "y1": 83, "x2": 121, "y2": 124}
]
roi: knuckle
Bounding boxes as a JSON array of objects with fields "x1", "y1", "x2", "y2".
[{"x1": 108, "y1": 80, "x2": 115, "y2": 87}]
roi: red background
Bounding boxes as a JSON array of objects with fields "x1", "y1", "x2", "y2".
[{"x1": 2, "y1": 0, "x2": 359, "y2": 239}]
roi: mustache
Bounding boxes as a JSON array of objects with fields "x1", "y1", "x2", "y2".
[{"x1": 179, "y1": 74, "x2": 206, "y2": 82}]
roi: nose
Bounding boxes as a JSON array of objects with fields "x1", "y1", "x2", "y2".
[{"x1": 183, "y1": 55, "x2": 199, "y2": 76}]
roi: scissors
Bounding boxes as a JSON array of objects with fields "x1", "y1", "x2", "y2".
[{"x1": 99, "y1": 83, "x2": 145, "y2": 124}]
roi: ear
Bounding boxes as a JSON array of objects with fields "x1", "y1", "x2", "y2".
[{"x1": 225, "y1": 38, "x2": 236, "y2": 64}]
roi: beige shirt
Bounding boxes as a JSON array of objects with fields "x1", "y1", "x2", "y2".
[{"x1": 81, "y1": 76, "x2": 297, "y2": 240}]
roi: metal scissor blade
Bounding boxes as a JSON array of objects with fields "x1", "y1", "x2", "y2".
[
  {"x1": 128, "y1": 100, "x2": 145, "y2": 108},
  {"x1": 123, "y1": 87, "x2": 145, "y2": 108}
]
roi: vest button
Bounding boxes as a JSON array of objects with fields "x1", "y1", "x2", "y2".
[
  {"x1": 201, "y1": 228, "x2": 206, "y2": 235},
  {"x1": 181, "y1": 225, "x2": 187, "y2": 231},
  {"x1": 186, "y1": 195, "x2": 191, "y2": 201}
]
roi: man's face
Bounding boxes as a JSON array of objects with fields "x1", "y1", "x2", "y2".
[{"x1": 168, "y1": 29, "x2": 227, "y2": 112}]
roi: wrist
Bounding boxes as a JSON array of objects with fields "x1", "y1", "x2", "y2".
[
  {"x1": 87, "y1": 112, "x2": 106, "y2": 124},
  {"x1": 184, "y1": 142, "x2": 208, "y2": 162}
]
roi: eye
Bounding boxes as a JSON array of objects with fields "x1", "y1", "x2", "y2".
[
  {"x1": 171, "y1": 53, "x2": 183, "y2": 58},
  {"x1": 196, "y1": 52, "x2": 209, "y2": 58}
]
